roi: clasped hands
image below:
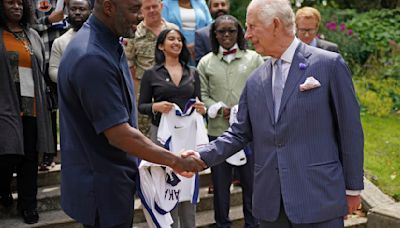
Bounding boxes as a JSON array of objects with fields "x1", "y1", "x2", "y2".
[{"x1": 171, "y1": 150, "x2": 207, "y2": 178}]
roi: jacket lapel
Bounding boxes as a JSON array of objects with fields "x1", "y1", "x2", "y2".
[
  {"x1": 261, "y1": 60, "x2": 275, "y2": 124},
  {"x1": 277, "y1": 43, "x2": 311, "y2": 121}
]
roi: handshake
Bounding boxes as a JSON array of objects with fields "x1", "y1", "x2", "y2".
[{"x1": 170, "y1": 150, "x2": 207, "y2": 178}]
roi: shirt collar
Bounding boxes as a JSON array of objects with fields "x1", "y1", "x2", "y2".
[
  {"x1": 88, "y1": 15, "x2": 121, "y2": 51},
  {"x1": 309, "y1": 38, "x2": 317, "y2": 47},
  {"x1": 154, "y1": 62, "x2": 188, "y2": 71},
  {"x1": 272, "y1": 37, "x2": 300, "y2": 64},
  {"x1": 218, "y1": 43, "x2": 238, "y2": 55},
  {"x1": 217, "y1": 43, "x2": 243, "y2": 62}
]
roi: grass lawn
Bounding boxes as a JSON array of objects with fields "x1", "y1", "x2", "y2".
[{"x1": 362, "y1": 113, "x2": 400, "y2": 201}]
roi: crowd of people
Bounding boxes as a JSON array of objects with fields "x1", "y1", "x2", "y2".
[{"x1": 0, "y1": 0, "x2": 363, "y2": 227}]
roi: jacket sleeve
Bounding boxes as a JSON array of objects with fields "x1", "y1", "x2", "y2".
[
  {"x1": 138, "y1": 69, "x2": 155, "y2": 116},
  {"x1": 329, "y1": 55, "x2": 364, "y2": 191}
]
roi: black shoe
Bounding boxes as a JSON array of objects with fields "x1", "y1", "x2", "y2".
[
  {"x1": 0, "y1": 194, "x2": 13, "y2": 207},
  {"x1": 21, "y1": 209, "x2": 39, "y2": 224}
]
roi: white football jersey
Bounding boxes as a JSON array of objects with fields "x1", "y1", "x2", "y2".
[{"x1": 157, "y1": 100, "x2": 208, "y2": 202}]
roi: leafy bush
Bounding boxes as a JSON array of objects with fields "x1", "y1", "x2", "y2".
[
  {"x1": 355, "y1": 84, "x2": 394, "y2": 117},
  {"x1": 317, "y1": 8, "x2": 399, "y2": 74},
  {"x1": 347, "y1": 9, "x2": 400, "y2": 53},
  {"x1": 230, "y1": 0, "x2": 251, "y2": 26},
  {"x1": 319, "y1": 20, "x2": 370, "y2": 69},
  {"x1": 354, "y1": 42, "x2": 400, "y2": 116}
]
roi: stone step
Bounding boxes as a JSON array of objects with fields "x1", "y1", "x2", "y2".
[
  {"x1": 0, "y1": 184, "x2": 243, "y2": 221},
  {"x1": 0, "y1": 205, "x2": 245, "y2": 228},
  {"x1": 0, "y1": 210, "x2": 78, "y2": 228},
  {"x1": 11, "y1": 164, "x2": 61, "y2": 190},
  {"x1": 0, "y1": 205, "x2": 367, "y2": 228}
]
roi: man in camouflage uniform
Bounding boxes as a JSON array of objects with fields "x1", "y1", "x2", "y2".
[
  {"x1": 125, "y1": 0, "x2": 178, "y2": 94},
  {"x1": 124, "y1": 0, "x2": 178, "y2": 136}
]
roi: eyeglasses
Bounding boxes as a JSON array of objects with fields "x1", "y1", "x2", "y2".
[
  {"x1": 297, "y1": 28, "x2": 317, "y2": 35},
  {"x1": 215, "y1": 29, "x2": 238, "y2": 35}
]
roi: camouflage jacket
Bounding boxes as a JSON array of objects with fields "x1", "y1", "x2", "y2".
[{"x1": 124, "y1": 19, "x2": 178, "y2": 80}]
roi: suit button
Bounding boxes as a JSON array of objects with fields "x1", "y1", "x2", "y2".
[{"x1": 277, "y1": 143, "x2": 284, "y2": 147}]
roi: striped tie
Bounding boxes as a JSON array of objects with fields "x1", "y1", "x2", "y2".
[{"x1": 273, "y1": 59, "x2": 284, "y2": 122}]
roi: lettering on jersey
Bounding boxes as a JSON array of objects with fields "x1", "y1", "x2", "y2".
[
  {"x1": 164, "y1": 189, "x2": 180, "y2": 201},
  {"x1": 166, "y1": 171, "x2": 181, "y2": 186}
]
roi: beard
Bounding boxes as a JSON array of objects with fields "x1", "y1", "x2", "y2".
[
  {"x1": 69, "y1": 19, "x2": 84, "y2": 31},
  {"x1": 68, "y1": 14, "x2": 89, "y2": 31},
  {"x1": 114, "y1": 9, "x2": 136, "y2": 38},
  {"x1": 211, "y1": 10, "x2": 228, "y2": 19}
]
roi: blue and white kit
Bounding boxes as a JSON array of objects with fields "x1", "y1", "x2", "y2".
[{"x1": 138, "y1": 99, "x2": 208, "y2": 228}]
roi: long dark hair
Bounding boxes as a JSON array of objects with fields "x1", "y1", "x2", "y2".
[
  {"x1": 210, "y1": 15, "x2": 246, "y2": 55},
  {"x1": 155, "y1": 29, "x2": 191, "y2": 65},
  {"x1": 0, "y1": 0, "x2": 33, "y2": 29}
]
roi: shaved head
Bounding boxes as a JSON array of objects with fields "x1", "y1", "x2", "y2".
[{"x1": 93, "y1": 0, "x2": 143, "y2": 37}]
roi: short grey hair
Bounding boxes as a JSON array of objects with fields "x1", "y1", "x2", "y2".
[{"x1": 248, "y1": 0, "x2": 295, "y2": 35}]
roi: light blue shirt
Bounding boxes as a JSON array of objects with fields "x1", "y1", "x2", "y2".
[
  {"x1": 162, "y1": 0, "x2": 212, "y2": 44},
  {"x1": 272, "y1": 37, "x2": 300, "y2": 89},
  {"x1": 309, "y1": 38, "x2": 318, "y2": 47}
]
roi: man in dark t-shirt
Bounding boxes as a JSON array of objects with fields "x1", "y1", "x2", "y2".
[{"x1": 58, "y1": 0, "x2": 206, "y2": 227}]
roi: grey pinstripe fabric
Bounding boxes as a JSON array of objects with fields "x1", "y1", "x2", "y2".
[
  {"x1": 199, "y1": 42, "x2": 364, "y2": 224},
  {"x1": 273, "y1": 59, "x2": 284, "y2": 122}
]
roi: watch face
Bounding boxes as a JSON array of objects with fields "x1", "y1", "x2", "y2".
[{"x1": 37, "y1": 0, "x2": 53, "y2": 13}]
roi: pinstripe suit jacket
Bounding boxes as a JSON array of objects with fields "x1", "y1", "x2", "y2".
[{"x1": 199, "y1": 42, "x2": 364, "y2": 224}]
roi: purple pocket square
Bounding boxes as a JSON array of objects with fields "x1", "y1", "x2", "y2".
[{"x1": 299, "y1": 76, "x2": 321, "y2": 91}]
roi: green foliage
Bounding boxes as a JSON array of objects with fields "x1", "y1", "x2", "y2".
[
  {"x1": 354, "y1": 44, "x2": 400, "y2": 117},
  {"x1": 320, "y1": 22, "x2": 369, "y2": 69},
  {"x1": 355, "y1": 85, "x2": 393, "y2": 117},
  {"x1": 317, "y1": 8, "x2": 370, "y2": 68},
  {"x1": 296, "y1": 0, "x2": 400, "y2": 11},
  {"x1": 362, "y1": 114, "x2": 400, "y2": 201},
  {"x1": 317, "y1": 8, "x2": 400, "y2": 73},
  {"x1": 230, "y1": 0, "x2": 251, "y2": 26},
  {"x1": 347, "y1": 9, "x2": 400, "y2": 53}
]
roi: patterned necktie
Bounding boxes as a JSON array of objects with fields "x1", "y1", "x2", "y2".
[{"x1": 273, "y1": 59, "x2": 284, "y2": 122}]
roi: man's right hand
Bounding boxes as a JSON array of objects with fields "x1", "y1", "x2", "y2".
[
  {"x1": 223, "y1": 107, "x2": 231, "y2": 120},
  {"x1": 48, "y1": 10, "x2": 64, "y2": 24},
  {"x1": 171, "y1": 150, "x2": 207, "y2": 177}
]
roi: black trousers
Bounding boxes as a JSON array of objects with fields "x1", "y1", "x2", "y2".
[
  {"x1": 44, "y1": 62, "x2": 58, "y2": 161},
  {"x1": 0, "y1": 155, "x2": 22, "y2": 196},
  {"x1": 209, "y1": 136, "x2": 258, "y2": 228},
  {"x1": 0, "y1": 116, "x2": 38, "y2": 211}
]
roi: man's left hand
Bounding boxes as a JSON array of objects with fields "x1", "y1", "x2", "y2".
[{"x1": 346, "y1": 195, "x2": 361, "y2": 218}]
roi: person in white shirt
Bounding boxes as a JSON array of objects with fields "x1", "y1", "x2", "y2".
[{"x1": 49, "y1": 0, "x2": 91, "y2": 82}]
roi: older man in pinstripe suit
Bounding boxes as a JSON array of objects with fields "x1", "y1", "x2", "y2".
[{"x1": 185, "y1": 0, "x2": 364, "y2": 227}]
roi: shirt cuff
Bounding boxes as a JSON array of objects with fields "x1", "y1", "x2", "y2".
[
  {"x1": 207, "y1": 101, "x2": 227, "y2": 118},
  {"x1": 346, "y1": 190, "x2": 361, "y2": 196}
]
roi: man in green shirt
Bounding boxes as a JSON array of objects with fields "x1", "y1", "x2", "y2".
[{"x1": 197, "y1": 15, "x2": 264, "y2": 227}]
